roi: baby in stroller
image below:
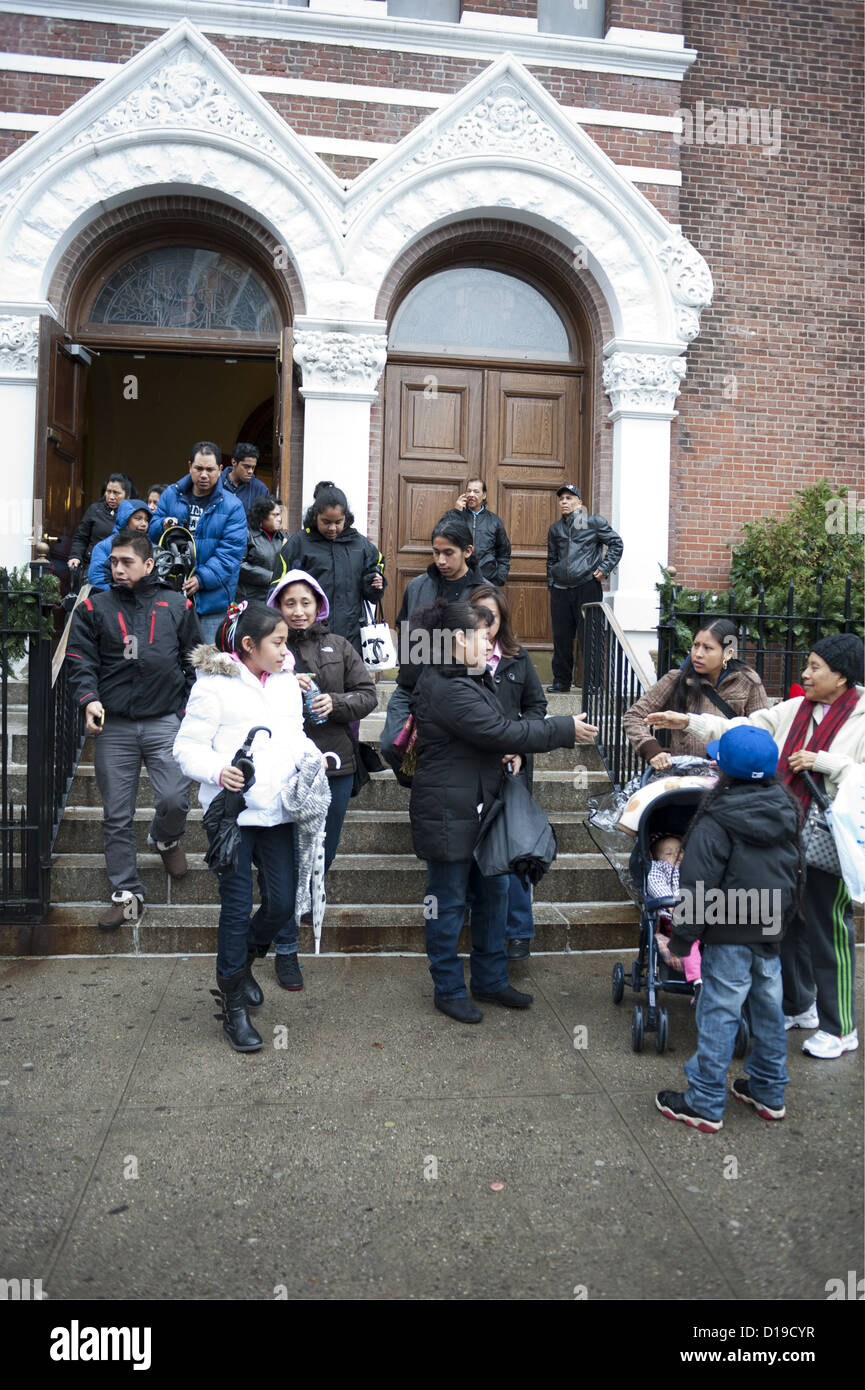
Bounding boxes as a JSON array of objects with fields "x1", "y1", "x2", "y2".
[{"x1": 647, "y1": 832, "x2": 701, "y2": 986}]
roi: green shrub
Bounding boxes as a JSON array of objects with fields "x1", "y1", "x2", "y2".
[{"x1": 0, "y1": 566, "x2": 61, "y2": 666}]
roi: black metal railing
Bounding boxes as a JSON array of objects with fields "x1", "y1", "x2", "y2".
[
  {"x1": 0, "y1": 564, "x2": 86, "y2": 922},
  {"x1": 581, "y1": 601, "x2": 655, "y2": 791},
  {"x1": 657, "y1": 576, "x2": 858, "y2": 699}
]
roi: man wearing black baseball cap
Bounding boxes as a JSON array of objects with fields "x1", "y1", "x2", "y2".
[{"x1": 546, "y1": 484, "x2": 623, "y2": 692}]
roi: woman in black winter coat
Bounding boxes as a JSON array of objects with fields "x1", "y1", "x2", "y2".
[
  {"x1": 235, "y1": 496, "x2": 286, "y2": 603},
  {"x1": 68, "y1": 473, "x2": 134, "y2": 572},
  {"x1": 470, "y1": 583, "x2": 546, "y2": 960},
  {"x1": 409, "y1": 597, "x2": 598, "y2": 1024},
  {"x1": 271, "y1": 481, "x2": 386, "y2": 654}
]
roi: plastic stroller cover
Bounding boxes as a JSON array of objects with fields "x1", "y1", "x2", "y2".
[
  {"x1": 154, "y1": 525, "x2": 196, "y2": 592},
  {"x1": 473, "y1": 769, "x2": 557, "y2": 886},
  {"x1": 586, "y1": 756, "x2": 717, "y2": 903}
]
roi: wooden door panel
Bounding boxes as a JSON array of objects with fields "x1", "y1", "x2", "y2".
[
  {"x1": 497, "y1": 482, "x2": 559, "y2": 554},
  {"x1": 399, "y1": 476, "x2": 460, "y2": 553},
  {"x1": 34, "y1": 316, "x2": 87, "y2": 588},
  {"x1": 506, "y1": 577, "x2": 553, "y2": 645},
  {"x1": 401, "y1": 382, "x2": 473, "y2": 461}
]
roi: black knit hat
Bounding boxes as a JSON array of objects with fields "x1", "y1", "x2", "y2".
[{"x1": 811, "y1": 633, "x2": 864, "y2": 687}]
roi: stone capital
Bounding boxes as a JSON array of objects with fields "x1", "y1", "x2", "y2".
[
  {"x1": 293, "y1": 329, "x2": 388, "y2": 398},
  {"x1": 0, "y1": 316, "x2": 39, "y2": 379},
  {"x1": 603, "y1": 351, "x2": 686, "y2": 416}
]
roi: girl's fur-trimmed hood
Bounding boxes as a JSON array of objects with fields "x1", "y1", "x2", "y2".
[{"x1": 190, "y1": 644, "x2": 242, "y2": 677}]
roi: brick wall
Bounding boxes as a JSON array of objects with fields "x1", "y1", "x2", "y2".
[
  {"x1": 462, "y1": 1, "x2": 536, "y2": 16},
  {"x1": 672, "y1": 0, "x2": 863, "y2": 589},
  {"x1": 606, "y1": 0, "x2": 682, "y2": 33}
]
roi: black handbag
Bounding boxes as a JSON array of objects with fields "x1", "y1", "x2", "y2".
[
  {"x1": 801, "y1": 771, "x2": 841, "y2": 876},
  {"x1": 473, "y1": 769, "x2": 557, "y2": 886}
]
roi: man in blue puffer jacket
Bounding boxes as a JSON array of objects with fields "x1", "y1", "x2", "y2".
[{"x1": 149, "y1": 442, "x2": 247, "y2": 643}]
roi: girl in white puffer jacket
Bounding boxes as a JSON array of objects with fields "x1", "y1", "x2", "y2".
[{"x1": 173, "y1": 601, "x2": 324, "y2": 1051}]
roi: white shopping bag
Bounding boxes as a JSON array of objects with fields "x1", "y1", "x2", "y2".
[{"x1": 360, "y1": 599, "x2": 397, "y2": 671}]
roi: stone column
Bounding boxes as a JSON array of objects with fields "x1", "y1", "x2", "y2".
[
  {"x1": 602, "y1": 348, "x2": 687, "y2": 675},
  {"x1": 293, "y1": 321, "x2": 388, "y2": 535},
  {"x1": 0, "y1": 314, "x2": 40, "y2": 572}
]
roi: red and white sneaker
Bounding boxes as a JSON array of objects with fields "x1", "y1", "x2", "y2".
[
  {"x1": 731, "y1": 1078, "x2": 786, "y2": 1121},
  {"x1": 655, "y1": 1090, "x2": 723, "y2": 1133}
]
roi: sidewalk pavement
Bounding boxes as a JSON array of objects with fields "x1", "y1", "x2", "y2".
[{"x1": 1, "y1": 950, "x2": 861, "y2": 1302}]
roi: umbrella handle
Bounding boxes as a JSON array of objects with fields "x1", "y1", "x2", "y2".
[{"x1": 240, "y1": 725, "x2": 272, "y2": 756}]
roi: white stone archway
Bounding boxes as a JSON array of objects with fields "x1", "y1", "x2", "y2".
[{"x1": 0, "y1": 21, "x2": 713, "y2": 662}]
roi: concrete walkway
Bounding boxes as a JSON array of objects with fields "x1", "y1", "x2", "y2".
[{"x1": 1, "y1": 950, "x2": 862, "y2": 1302}]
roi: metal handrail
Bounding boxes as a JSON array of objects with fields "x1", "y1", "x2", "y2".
[{"x1": 580, "y1": 600, "x2": 650, "y2": 791}]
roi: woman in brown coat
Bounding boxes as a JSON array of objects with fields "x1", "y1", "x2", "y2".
[{"x1": 623, "y1": 618, "x2": 769, "y2": 769}]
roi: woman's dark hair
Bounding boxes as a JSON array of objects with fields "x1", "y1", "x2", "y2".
[
  {"x1": 468, "y1": 583, "x2": 520, "y2": 658},
  {"x1": 672, "y1": 618, "x2": 748, "y2": 714},
  {"x1": 431, "y1": 511, "x2": 473, "y2": 551},
  {"x1": 303, "y1": 481, "x2": 354, "y2": 530},
  {"x1": 679, "y1": 773, "x2": 805, "y2": 918},
  {"x1": 103, "y1": 473, "x2": 134, "y2": 499},
  {"x1": 216, "y1": 601, "x2": 286, "y2": 655},
  {"x1": 249, "y1": 495, "x2": 281, "y2": 530},
  {"x1": 146, "y1": 483, "x2": 166, "y2": 500},
  {"x1": 412, "y1": 598, "x2": 493, "y2": 665}
]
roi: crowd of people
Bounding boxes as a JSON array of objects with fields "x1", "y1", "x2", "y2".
[{"x1": 63, "y1": 445, "x2": 863, "y2": 1128}]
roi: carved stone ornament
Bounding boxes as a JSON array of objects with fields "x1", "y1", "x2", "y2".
[
  {"x1": 352, "y1": 80, "x2": 605, "y2": 217},
  {"x1": 293, "y1": 330, "x2": 388, "y2": 394},
  {"x1": 0, "y1": 316, "x2": 40, "y2": 377},
  {"x1": 603, "y1": 352, "x2": 686, "y2": 413},
  {"x1": 657, "y1": 233, "x2": 714, "y2": 342}
]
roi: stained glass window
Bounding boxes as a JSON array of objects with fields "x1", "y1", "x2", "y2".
[
  {"x1": 88, "y1": 247, "x2": 279, "y2": 334},
  {"x1": 390, "y1": 267, "x2": 575, "y2": 359}
]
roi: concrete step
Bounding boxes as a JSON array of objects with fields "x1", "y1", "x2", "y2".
[
  {"x1": 54, "y1": 808, "x2": 597, "y2": 856},
  {"x1": 49, "y1": 851, "x2": 630, "y2": 906},
  {"x1": 5, "y1": 900, "x2": 640, "y2": 957},
  {"x1": 10, "y1": 765, "x2": 607, "y2": 811}
]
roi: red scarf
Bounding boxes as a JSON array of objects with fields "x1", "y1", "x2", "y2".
[{"x1": 778, "y1": 686, "x2": 859, "y2": 809}]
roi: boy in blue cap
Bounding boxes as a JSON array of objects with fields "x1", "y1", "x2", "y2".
[{"x1": 655, "y1": 725, "x2": 802, "y2": 1132}]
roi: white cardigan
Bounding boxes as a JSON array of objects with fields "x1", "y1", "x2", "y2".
[
  {"x1": 687, "y1": 685, "x2": 865, "y2": 800},
  {"x1": 173, "y1": 647, "x2": 322, "y2": 827}
]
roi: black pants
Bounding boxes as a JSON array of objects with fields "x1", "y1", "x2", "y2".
[
  {"x1": 781, "y1": 866, "x2": 856, "y2": 1038},
  {"x1": 550, "y1": 578, "x2": 602, "y2": 688}
]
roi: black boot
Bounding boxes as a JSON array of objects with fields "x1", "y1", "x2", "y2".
[
  {"x1": 211, "y1": 969, "x2": 263, "y2": 1052},
  {"x1": 242, "y1": 947, "x2": 264, "y2": 1008}
]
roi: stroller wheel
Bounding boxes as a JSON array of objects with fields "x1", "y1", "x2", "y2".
[
  {"x1": 733, "y1": 1013, "x2": 750, "y2": 1059},
  {"x1": 655, "y1": 1007, "x2": 669, "y2": 1054},
  {"x1": 631, "y1": 1005, "x2": 645, "y2": 1053},
  {"x1": 611, "y1": 962, "x2": 625, "y2": 1005}
]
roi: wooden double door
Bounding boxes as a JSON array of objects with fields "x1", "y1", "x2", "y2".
[{"x1": 382, "y1": 360, "x2": 587, "y2": 646}]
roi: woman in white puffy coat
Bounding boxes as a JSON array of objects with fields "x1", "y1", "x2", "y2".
[{"x1": 173, "y1": 601, "x2": 323, "y2": 1051}]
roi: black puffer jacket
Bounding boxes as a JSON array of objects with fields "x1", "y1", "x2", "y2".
[
  {"x1": 490, "y1": 649, "x2": 546, "y2": 792},
  {"x1": 463, "y1": 508, "x2": 510, "y2": 585},
  {"x1": 66, "y1": 574, "x2": 203, "y2": 719},
  {"x1": 672, "y1": 779, "x2": 801, "y2": 955},
  {"x1": 69, "y1": 499, "x2": 121, "y2": 564},
  {"x1": 409, "y1": 662, "x2": 576, "y2": 862},
  {"x1": 273, "y1": 526, "x2": 386, "y2": 654},
  {"x1": 547, "y1": 511, "x2": 623, "y2": 588},
  {"x1": 395, "y1": 560, "x2": 484, "y2": 691},
  {"x1": 285, "y1": 621, "x2": 377, "y2": 777},
  {"x1": 235, "y1": 525, "x2": 286, "y2": 603}
]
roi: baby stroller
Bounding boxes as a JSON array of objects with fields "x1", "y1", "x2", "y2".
[
  {"x1": 591, "y1": 759, "x2": 751, "y2": 1055},
  {"x1": 154, "y1": 525, "x2": 196, "y2": 593}
]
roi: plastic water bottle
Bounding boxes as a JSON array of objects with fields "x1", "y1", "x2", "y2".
[{"x1": 303, "y1": 678, "x2": 328, "y2": 725}]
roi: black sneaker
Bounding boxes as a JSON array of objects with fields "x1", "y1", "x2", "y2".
[
  {"x1": 471, "y1": 985, "x2": 533, "y2": 1009},
  {"x1": 730, "y1": 1078, "x2": 786, "y2": 1121},
  {"x1": 655, "y1": 1090, "x2": 723, "y2": 1133},
  {"x1": 275, "y1": 953, "x2": 304, "y2": 991},
  {"x1": 435, "y1": 997, "x2": 483, "y2": 1024}
]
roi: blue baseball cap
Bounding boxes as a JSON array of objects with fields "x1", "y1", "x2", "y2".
[{"x1": 706, "y1": 726, "x2": 779, "y2": 780}]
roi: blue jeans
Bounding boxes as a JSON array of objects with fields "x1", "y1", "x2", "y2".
[
  {"x1": 506, "y1": 872, "x2": 535, "y2": 940},
  {"x1": 324, "y1": 772, "x2": 354, "y2": 872},
  {"x1": 219, "y1": 822, "x2": 297, "y2": 976},
  {"x1": 425, "y1": 860, "x2": 510, "y2": 1000},
  {"x1": 198, "y1": 611, "x2": 227, "y2": 644},
  {"x1": 684, "y1": 944, "x2": 789, "y2": 1122}
]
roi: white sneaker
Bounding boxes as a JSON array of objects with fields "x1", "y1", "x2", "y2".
[
  {"x1": 802, "y1": 1029, "x2": 859, "y2": 1059},
  {"x1": 784, "y1": 1004, "x2": 819, "y2": 1030}
]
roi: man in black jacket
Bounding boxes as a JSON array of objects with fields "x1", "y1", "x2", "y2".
[
  {"x1": 454, "y1": 477, "x2": 511, "y2": 585},
  {"x1": 379, "y1": 513, "x2": 483, "y2": 774},
  {"x1": 66, "y1": 532, "x2": 203, "y2": 929},
  {"x1": 546, "y1": 484, "x2": 623, "y2": 692}
]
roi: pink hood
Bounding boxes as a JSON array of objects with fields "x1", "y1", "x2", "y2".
[{"x1": 267, "y1": 568, "x2": 330, "y2": 621}]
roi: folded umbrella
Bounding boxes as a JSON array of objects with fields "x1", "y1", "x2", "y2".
[
  {"x1": 473, "y1": 767, "x2": 557, "y2": 886},
  {"x1": 203, "y1": 726, "x2": 271, "y2": 874}
]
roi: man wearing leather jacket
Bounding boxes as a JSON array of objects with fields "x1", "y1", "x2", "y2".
[
  {"x1": 454, "y1": 477, "x2": 511, "y2": 586},
  {"x1": 546, "y1": 484, "x2": 623, "y2": 692}
]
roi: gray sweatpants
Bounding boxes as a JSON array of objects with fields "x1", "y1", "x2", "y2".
[{"x1": 93, "y1": 713, "x2": 189, "y2": 896}]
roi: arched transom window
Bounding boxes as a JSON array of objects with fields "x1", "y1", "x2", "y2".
[{"x1": 86, "y1": 246, "x2": 279, "y2": 335}]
